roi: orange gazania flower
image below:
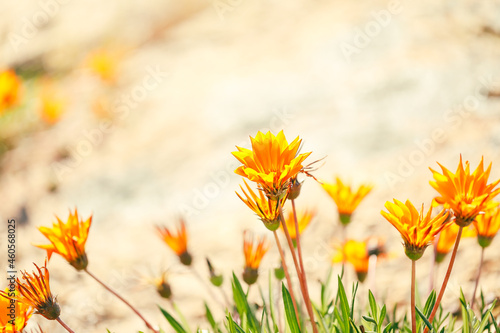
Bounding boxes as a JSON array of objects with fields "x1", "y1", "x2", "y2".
[
  {"x1": 236, "y1": 179, "x2": 287, "y2": 231},
  {"x1": 156, "y1": 218, "x2": 192, "y2": 266},
  {"x1": 280, "y1": 208, "x2": 316, "y2": 246},
  {"x1": 321, "y1": 177, "x2": 373, "y2": 225},
  {"x1": 34, "y1": 209, "x2": 92, "y2": 271},
  {"x1": 0, "y1": 288, "x2": 33, "y2": 332},
  {"x1": 473, "y1": 207, "x2": 500, "y2": 248},
  {"x1": 435, "y1": 223, "x2": 475, "y2": 263},
  {"x1": 0, "y1": 70, "x2": 22, "y2": 114},
  {"x1": 430, "y1": 156, "x2": 500, "y2": 227},
  {"x1": 381, "y1": 199, "x2": 450, "y2": 260},
  {"x1": 333, "y1": 239, "x2": 369, "y2": 282},
  {"x1": 242, "y1": 230, "x2": 270, "y2": 285},
  {"x1": 232, "y1": 131, "x2": 311, "y2": 199},
  {"x1": 38, "y1": 79, "x2": 66, "y2": 125},
  {"x1": 0, "y1": 261, "x2": 60, "y2": 321}
]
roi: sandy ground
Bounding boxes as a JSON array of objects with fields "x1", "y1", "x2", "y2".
[{"x1": 1, "y1": 0, "x2": 500, "y2": 331}]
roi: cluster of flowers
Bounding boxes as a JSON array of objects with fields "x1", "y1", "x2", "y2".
[
  {"x1": 1, "y1": 131, "x2": 500, "y2": 333},
  {"x1": 0, "y1": 48, "x2": 121, "y2": 127}
]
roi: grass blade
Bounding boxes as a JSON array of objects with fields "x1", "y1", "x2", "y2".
[
  {"x1": 282, "y1": 283, "x2": 301, "y2": 333},
  {"x1": 159, "y1": 306, "x2": 187, "y2": 333}
]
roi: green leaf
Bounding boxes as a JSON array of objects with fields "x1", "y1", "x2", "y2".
[
  {"x1": 362, "y1": 316, "x2": 377, "y2": 325},
  {"x1": 423, "y1": 291, "x2": 436, "y2": 318},
  {"x1": 490, "y1": 312, "x2": 499, "y2": 332},
  {"x1": 205, "y1": 302, "x2": 218, "y2": 332},
  {"x1": 459, "y1": 289, "x2": 471, "y2": 333},
  {"x1": 368, "y1": 290, "x2": 378, "y2": 319},
  {"x1": 226, "y1": 311, "x2": 246, "y2": 333},
  {"x1": 282, "y1": 283, "x2": 301, "y2": 333},
  {"x1": 382, "y1": 323, "x2": 393, "y2": 333},
  {"x1": 231, "y1": 272, "x2": 259, "y2": 332},
  {"x1": 312, "y1": 302, "x2": 329, "y2": 333},
  {"x1": 415, "y1": 306, "x2": 432, "y2": 331},
  {"x1": 476, "y1": 300, "x2": 496, "y2": 333},
  {"x1": 379, "y1": 305, "x2": 387, "y2": 330},
  {"x1": 350, "y1": 282, "x2": 359, "y2": 319},
  {"x1": 159, "y1": 306, "x2": 187, "y2": 333},
  {"x1": 337, "y1": 276, "x2": 351, "y2": 331}
]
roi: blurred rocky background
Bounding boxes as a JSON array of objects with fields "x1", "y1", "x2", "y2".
[{"x1": 1, "y1": 0, "x2": 500, "y2": 331}]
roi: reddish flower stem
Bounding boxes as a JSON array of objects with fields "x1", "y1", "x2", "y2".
[
  {"x1": 470, "y1": 246, "x2": 485, "y2": 309},
  {"x1": 273, "y1": 230, "x2": 300, "y2": 325},
  {"x1": 424, "y1": 226, "x2": 463, "y2": 333},
  {"x1": 85, "y1": 269, "x2": 159, "y2": 333},
  {"x1": 291, "y1": 199, "x2": 318, "y2": 333},
  {"x1": 411, "y1": 260, "x2": 417, "y2": 333},
  {"x1": 279, "y1": 202, "x2": 318, "y2": 333},
  {"x1": 56, "y1": 317, "x2": 76, "y2": 333}
]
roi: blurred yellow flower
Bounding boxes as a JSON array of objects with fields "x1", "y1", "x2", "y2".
[
  {"x1": 473, "y1": 207, "x2": 500, "y2": 248},
  {"x1": 85, "y1": 48, "x2": 121, "y2": 83},
  {"x1": 242, "y1": 230, "x2": 270, "y2": 285},
  {"x1": 236, "y1": 179, "x2": 287, "y2": 231},
  {"x1": 321, "y1": 177, "x2": 373, "y2": 225},
  {"x1": 0, "y1": 70, "x2": 22, "y2": 114},
  {"x1": 156, "y1": 218, "x2": 192, "y2": 266},
  {"x1": 232, "y1": 131, "x2": 311, "y2": 199},
  {"x1": 0, "y1": 288, "x2": 33, "y2": 332},
  {"x1": 0, "y1": 261, "x2": 60, "y2": 321},
  {"x1": 38, "y1": 79, "x2": 66, "y2": 125},
  {"x1": 280, "y1": 208, "x2": 316, "y2": 246},
  {"x1": 333, "y1": 239, "x2": 369, "y2": 282},
  {"x1": 381, "y1": 199, "x2": 450, "y2": 260},
  {"x1": 435, "y1": 223, "x2": 476, "y2": 263},
  {"x1": 430, "y1": 156, "x2": 500, "y2": 227},
  {"x1": 34, "y1": 209, "x2": 92, "y2": 271}
]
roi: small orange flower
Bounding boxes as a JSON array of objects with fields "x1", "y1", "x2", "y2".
[
  {"x1": 333, "y1": 239, "x2": 369, "y2": 282},
  {"x1": 85, "y1": 48, "x2": 121, "y2": 83},
  {"x1": 321, "y1": 177, "x2": 373, "y2": 225},
  {"x1": 236, "y1": 179, "x2": 287, "y2": 231},
  {"x1": 280, "y1": 208, "x2": 316, "y2": 246},
  {"x1": 38, "y1": 79, "x2": 66, "y2": 125},
  {"x1": 242, "y1": 230, "x2": 270, "y2": 285},
  {"x1": 232, "y1": 131, "x2": 311, "y2": 199},
  {"x1": 156, "y1": 218, "x2": 192, "y2": 266},
  {"x1": 34, "y1": 209, "x2": 92, "y2": 271},
  {"x1": 473, "y1": 207, "x2": 500, "y2": 248},
  {"x1": 381, "y1": 199, "x2": 450, "y2": 260},
  {"x1": 435, "y1": 223, "x2": 476, "y2": 263},
  {"x1": 430, "y1": 156, "x2": 500, "y2": 227},
  {"x1": 0, "y1": 288, "x2": 33, "y2": 332},
  {"x1": 0, "y1": 261, "x2": 60, "y2": 321},
  {"x1": 0, "y1": 70, "x2": 22, "y2": 114}
]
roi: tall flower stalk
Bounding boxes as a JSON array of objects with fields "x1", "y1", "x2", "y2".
[
  {"x1": 470, "y1": 208, "x2": 500, "y2": 308},
  {"x1": 425, "y1": 157, "x2": 500, "y2": 331},
  {"x1": 236, "y1": 180, "x2": 300, "y2": 318},
  {"x1": 381, "y1": 199, "x2": 450, "y2": 333},
  {"x1": 233, "y1": 130, "x2": 318, "y2": 333},
  {"x1": 280, "y1": 200, "x2": 317, "y2": 333}
]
